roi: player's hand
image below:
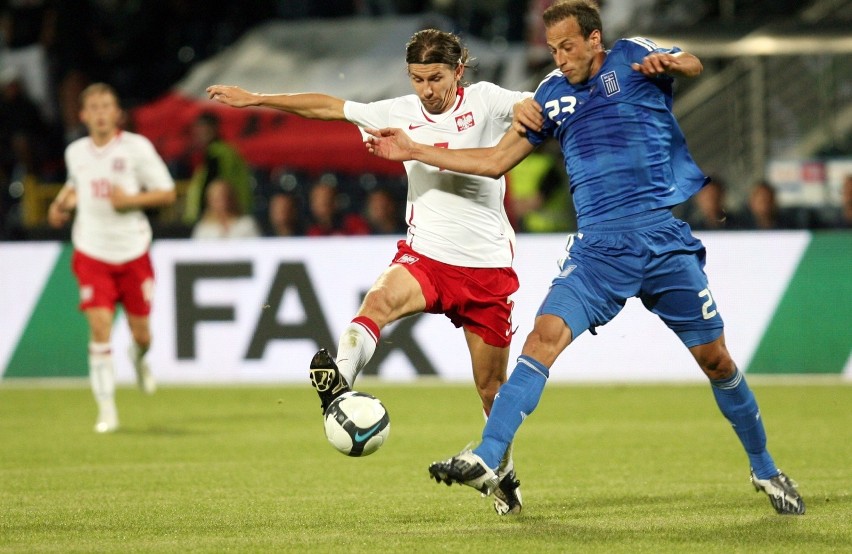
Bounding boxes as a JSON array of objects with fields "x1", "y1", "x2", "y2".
[
  {"x1": 109, "y1": 186, "x2": 134, "y2": 211},
  {"x1": 47, "y1": 202, "x2": 71, "y2": 228},
  {"x1": 206, "y1": 84, "x2": 257, "y2": 107},
  {"x1": 364, "y1": 128, "x2": 415, "y2": 161},
  {"x1": 631, "y1": 53, "x2": 680, "y2": 76},
  {"x1": 512, "y1": 98, "x2": 544, "y2": 134}
]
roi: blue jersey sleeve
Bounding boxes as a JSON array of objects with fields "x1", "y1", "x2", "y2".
[
  {"x1": 618, "y1": 38, "x2": 681, "y2": 94},
  {"x1": 622, "y1": 36, "x2": 682, "y2": 61},
  {"x1": 526, "y1": 71, "x2": 562, "y2": 147}
]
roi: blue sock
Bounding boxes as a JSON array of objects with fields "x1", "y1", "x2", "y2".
[
  {"x1": 710, "y1": 368, "x2": 777, "y2": 478},
  {"x1": 474, "y1": 356, "x2": 549, "y2": 468}
]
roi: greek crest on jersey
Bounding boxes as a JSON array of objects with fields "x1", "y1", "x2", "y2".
[{"x1": 601, "y1": 71, "x2": 620, "y2": 96}]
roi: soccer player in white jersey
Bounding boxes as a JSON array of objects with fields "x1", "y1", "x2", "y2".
[
  {"x1": 47, "y1": 83, "x2": 176, "y2": 433},
  {"x1": 208, "y1": 29, "x2": 530, "y2": 515}
]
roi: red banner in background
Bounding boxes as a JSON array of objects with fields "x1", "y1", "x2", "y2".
[{"x1": 131, "y1": 92, "x2": 405, "y2": 177}]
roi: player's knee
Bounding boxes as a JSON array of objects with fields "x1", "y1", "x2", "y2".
[
  {"x1": 131, "y1": 329, "x2": 151, "y2": 350},
  {"x1": 88, "y1": 322, "x2": 112, "y2": 343},
  {"x1": 697, "y1": 347, "x2": 735, "y2": 380},
  {"x1": 522, "y1": 325, "x2": 569, "y2": 367},
  {"x1": 360, "y1": 288, "x2": 397, "y2": 320}
]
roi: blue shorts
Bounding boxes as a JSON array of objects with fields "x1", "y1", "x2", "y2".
[{"x1": 538, "y1": 209, "x2": 724, "y2": 347}]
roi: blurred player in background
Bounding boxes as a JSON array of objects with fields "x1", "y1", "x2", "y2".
[
  {"x1": 48, "y1": 83, "x2": 176, "y2": 433},
  {"x1": 365, "y1": 0, "x2": 804, "y2": 516},
  {"x1": 208, "y1": 28, "x2": 530, "y2": 515}
]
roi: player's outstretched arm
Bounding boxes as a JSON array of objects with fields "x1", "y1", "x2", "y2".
[
  {"x1": 365, "y1": 126, "x2": 535, "y2": 179},
  {"x1": 631, "y1": 51, "x2": 703, "y2": 78},
  {"x1": 206, "y1": 84, "x2": 346, "y2": 121}
]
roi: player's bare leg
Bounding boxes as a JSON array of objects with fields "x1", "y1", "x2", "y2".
[
  {"x1": 519, "y1": 314, "x2": 574, "y2": 368},
  {"x1": 690, "y1": 333, "x2": 804, "y2": 514},
  {"x1": 127, "y1": 314, "x2": 155, "y2": 394},
  {"x1": 334, "y1": 265, "x2": 426, "y2": 386},
  {"x1": 311, "y1": 265, "x2": 425, "y2": 413},
  {"x1": 86, "y1": 307, "x2": 118, "y2": 433},
  {"x1": 465, "y1": 330, "x2": 522, "y2": 514}
]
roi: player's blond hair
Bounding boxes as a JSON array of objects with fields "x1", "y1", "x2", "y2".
[{"x1": 79, "y1": 82, "x2": 121, "y2": 107}]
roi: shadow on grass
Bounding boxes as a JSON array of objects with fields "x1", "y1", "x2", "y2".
[
  {"x1": 112, "y1": 409, "x2": 282, "y2": 436},
  {"x1": 115, "y1": 425, "x2": 199, "y2": 436},
  {"x1": 377, "y1": 491, "x2": 836, "y2": 550}
]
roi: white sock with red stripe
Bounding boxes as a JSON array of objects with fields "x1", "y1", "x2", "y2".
[{"x1": 335, "y1": 316, "x2": 380, "y2": 387}]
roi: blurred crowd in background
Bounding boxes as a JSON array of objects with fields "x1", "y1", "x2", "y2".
[{"x1": 1, "y1": 0, "x2": 850, "y2": 241}]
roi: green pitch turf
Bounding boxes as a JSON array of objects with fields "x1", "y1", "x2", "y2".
[{"x1": 1, "y1": 379, "x2": 850, "y2": 553}]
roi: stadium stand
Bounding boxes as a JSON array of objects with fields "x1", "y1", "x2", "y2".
[{"x1": 1, "y1": 1, "x2": 850, "y2": 239}]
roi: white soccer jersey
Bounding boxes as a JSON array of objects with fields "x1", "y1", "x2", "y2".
[
  {"x1": 65, "y1": 131, "x2": 175, "y2": 263},
  {"x1": 344, "y1": 82, "x2": 529, "y2": 268}
]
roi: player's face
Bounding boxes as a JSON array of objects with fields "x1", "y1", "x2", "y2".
[
  {"x1": 408, "y1": 63, "x2": 462, "y2": 114},
  {"x1": 80, "y1": 92, "x2": 122, "y2": 139},
  {"x1": 546, "y1": 17, "x2": 603, "y2": 85}
]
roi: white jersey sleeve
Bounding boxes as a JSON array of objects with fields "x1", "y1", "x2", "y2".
[
  {"x1": 343, "y1": 82, "x2": 529, "y2": 268},
  {"x1": 134, "y1": 135, "x2": 175, "y2": 193},
  {"x1": 474, "y1": 81, "x2": 534, "y2": 122},
  {"x1": 66, "y1": 131, "x2": 175, "y2": 263},
  {"x1": 343, "y1": 97, "x2": 398, "y2": 133}
]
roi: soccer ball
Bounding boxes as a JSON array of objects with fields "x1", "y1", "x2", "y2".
[{"x1": 323, "y1": 391, "x2": 390, "y2": 457}]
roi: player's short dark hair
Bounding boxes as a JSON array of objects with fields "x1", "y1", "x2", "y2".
[
  {"x1": 406, "y1": 29, "x2": 472, "y2": 69},
  {"x1": 543, "y1": 0, "x2": 603, "y2": 39}
]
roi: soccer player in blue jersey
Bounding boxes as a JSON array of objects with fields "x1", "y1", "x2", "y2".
[{"x1": 365, "y1": 0, "x2": 804, "y2": 515}]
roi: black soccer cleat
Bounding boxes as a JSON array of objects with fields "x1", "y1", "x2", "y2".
[
  {"x1": 428, "y1": 449, "x2": 499, "y2": 496},
  {"x1": 309, "y1": 348, "x2": 351, "y2": 414},
  {"x1": 750, "y1": 469, "x2": 805, "y2": 515},
  {"x1": 493, "y1": 469, "x2": 523, "y2": 515}
]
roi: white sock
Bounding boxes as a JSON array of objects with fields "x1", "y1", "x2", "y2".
[
  {"x1": 89, "y1": 342, "x2": 115, "y2": 409},
  {"x1": 335, "y1": 321, "x2": 378, "y2": 387}
]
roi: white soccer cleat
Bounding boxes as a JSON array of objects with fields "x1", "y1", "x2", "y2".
[
  {"x1": 428, "y1": 449, "x2": 499, "y2": 496},
  {"x1": 129, "y1": 345, "x2": 156, "y2": 395},
  {"x1": 94, "y1": 404, "x2": 119, "y2": 433}
]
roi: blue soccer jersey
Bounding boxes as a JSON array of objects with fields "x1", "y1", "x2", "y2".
[{"x1": 527, "y1": 37, "x2": 708, "y2": 228}]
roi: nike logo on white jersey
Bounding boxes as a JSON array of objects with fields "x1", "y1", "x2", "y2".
[{"x1": 408, "y1": 123, "x2": 427, "y2": 130}]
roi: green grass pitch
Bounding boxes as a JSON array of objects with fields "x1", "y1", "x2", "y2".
[{"x1": 1, "y1": 379, "x2": 850, "y2": 553}]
